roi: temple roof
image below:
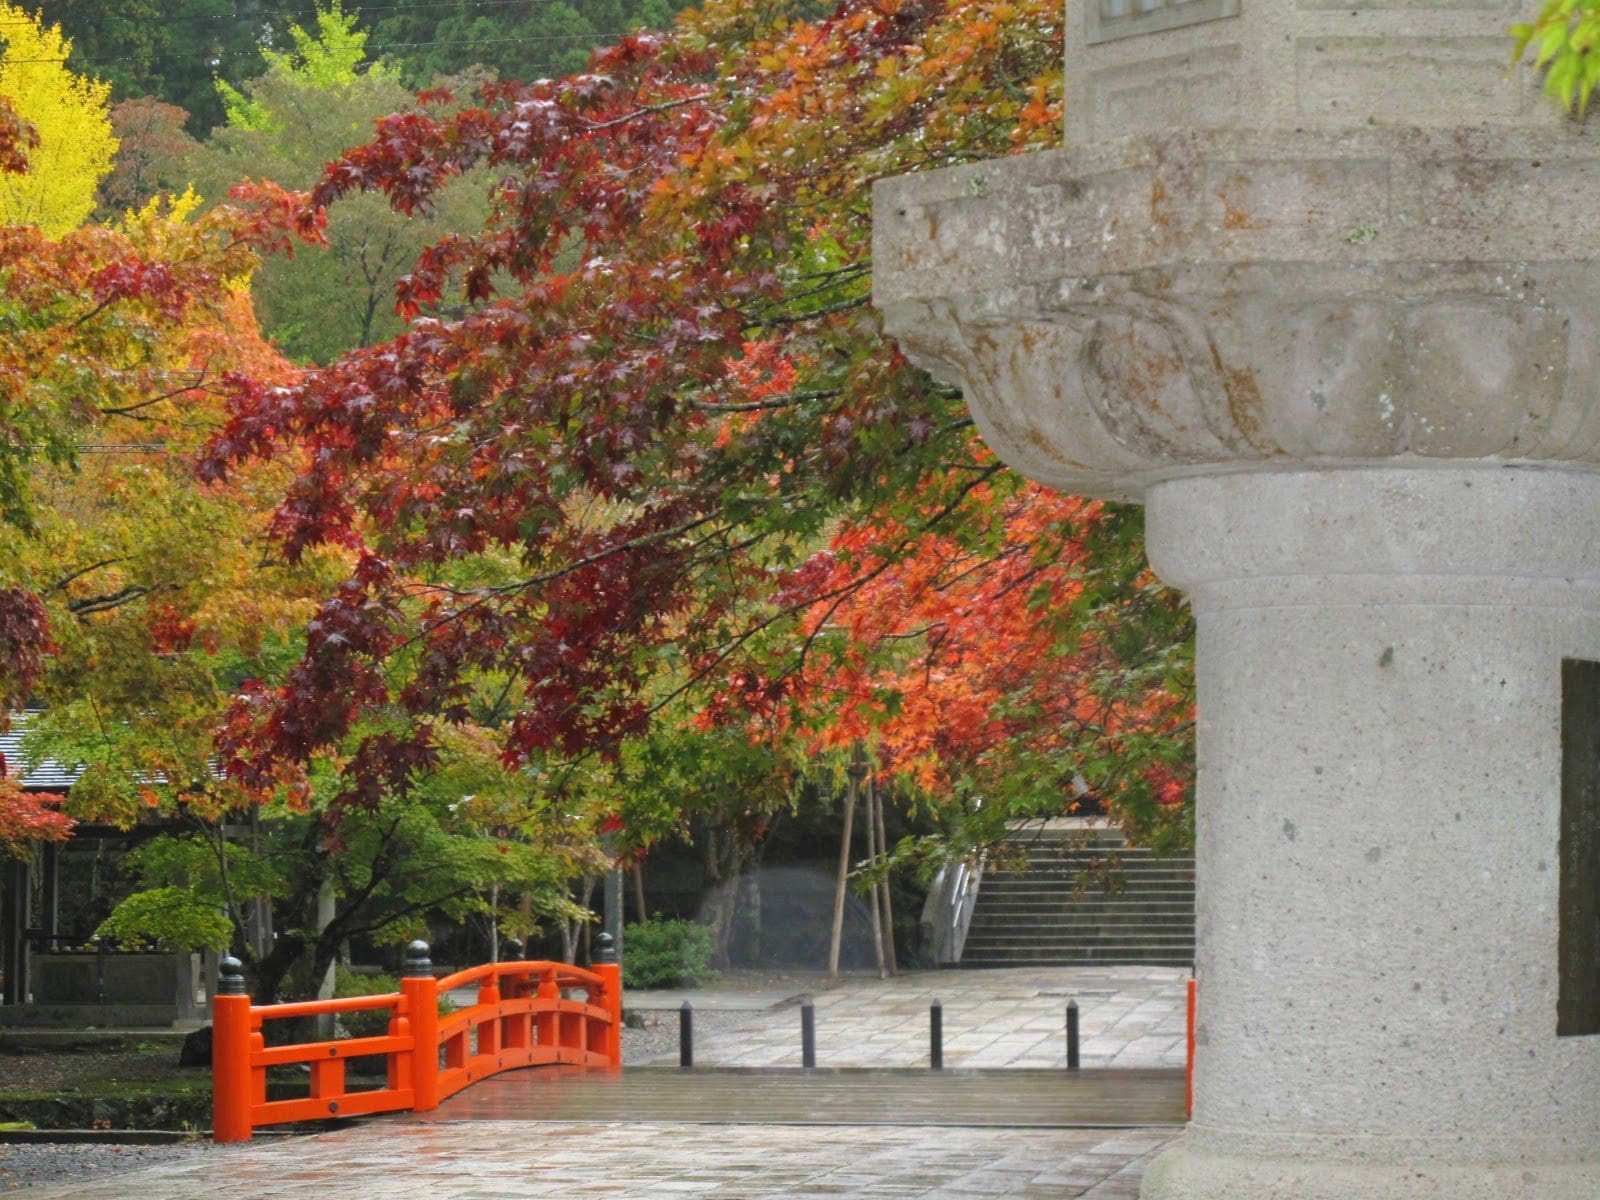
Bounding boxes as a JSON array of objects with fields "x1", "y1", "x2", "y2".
[{"x1": 0, "y1": 712, "x2": 82, "y2": 793}]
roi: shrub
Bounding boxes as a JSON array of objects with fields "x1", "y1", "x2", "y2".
[
  {"x1": 332, "y1": 967, "x2": 456, "y2": 1040},
  {"x1": 333, "y1": 968, "x2": 400, "y2": 1040},
  {"x1": 621, "y1": 918, "x2": 717, "y2": 990},
  {"x1": 93, "y1": 887, "x2": 231, "y2": 951}
]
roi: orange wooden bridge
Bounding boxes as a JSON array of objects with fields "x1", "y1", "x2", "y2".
[{"x1": 210, "y1": 936, "x2": 623, "y2": 1142}]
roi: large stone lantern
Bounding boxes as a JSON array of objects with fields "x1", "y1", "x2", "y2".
[{"x1": 873, "y1": 1, "x2": 1600, "y2": 1197}]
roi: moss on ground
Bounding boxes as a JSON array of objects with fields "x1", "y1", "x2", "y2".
[{"x1": 0, "y1": 1042, "x2": 212, "y2": 1131}]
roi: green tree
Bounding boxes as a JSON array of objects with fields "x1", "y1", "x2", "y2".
[
  {"x1": 0, "y1": 4, "x2": 117, "y2": 235},
  {"x1": 35, "y1": 0, "x2": 319, "y2": 133},
  {"x1": 34, "y1": 0, "x2": 697, "y2": 129},
  {"x1": 189, "y1": 2, "x2": 484, "y2": 364},
  {"x1": 361, "y1": 0, "x2": 699, "y2": 86}
]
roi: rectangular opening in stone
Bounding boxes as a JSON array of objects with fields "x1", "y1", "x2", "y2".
[{"x1": 1559, "y1": 658, "x2": 1600, "y2": 1037}]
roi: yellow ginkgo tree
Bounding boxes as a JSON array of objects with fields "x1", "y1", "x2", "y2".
[{"x1": 0, "y1": 4, "x2": 117, "y2": 235}]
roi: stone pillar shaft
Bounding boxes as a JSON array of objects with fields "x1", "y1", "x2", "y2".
[{"x1": 1142, "y1": 466, "x2": 1600, "y2": 1199}]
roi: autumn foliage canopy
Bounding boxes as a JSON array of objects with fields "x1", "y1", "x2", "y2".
[{"x1": 194, "y1": 0, "x2": 1192, "y2": 850}]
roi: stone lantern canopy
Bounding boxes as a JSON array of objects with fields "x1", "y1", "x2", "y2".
[{"x1": 873, "y1": 1, "x2": 1600, "y2": 1198}]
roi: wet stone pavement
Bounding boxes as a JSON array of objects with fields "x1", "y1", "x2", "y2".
[
  {"x1": 10, "y1": 967, "x2": 1189, "y2": 1197},
  {"x1": 15, "y1": 1122, "x2": 1178, "y2": 1199},
  {"x1": 627, "y1": 966, "x2": 1191, "y2": 1070}
]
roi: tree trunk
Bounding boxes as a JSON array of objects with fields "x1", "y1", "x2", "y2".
[
  {"x1": 560, "y1": 882, "x2": 576, "y2": 963},
  {"x1": 561, "y1": 877, "x2": 596, "y2": 964},
  {"x1": 827, "y1": 766, "x2": 859, "y2": 982},
  {"x1": 696, "y1": 820, "x2": 755, "y2": 968},
  {"x1": 488, "y1": 882, "x2": 500, "y2": 963},
  {"x1": 632, "y1": 865, "x2": 647, "y2": 923},
  {"x1": 560, "y1": 883, "x2": 598, "y2": 966},
  {"x1": 314, "y1": 880, "x2": 338, "y2": 1039}
]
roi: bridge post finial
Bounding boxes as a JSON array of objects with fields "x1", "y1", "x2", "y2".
[
  {"x1": 217, "y1": 956, "x2": 248, "y2": 996},
  {"x1": 403, "y1": 940, "x2": 432, "y2": 976}
]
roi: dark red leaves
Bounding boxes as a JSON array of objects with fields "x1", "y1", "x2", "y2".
[
  {"x1": 0, "y1": 589, "x2": 52, "y2": 727},
  {"x1": 226, "y1": 179, "x2": 328, "y2": 254},
  {"x1": 0, "y1": 99, "x2": 38, "y2": 175},
  {"x1": 89, "y1": 260, "x2": 186, "y2": 319},
  {"x1": 199, "y1": 0, "x2": 1018, "y2": 810}
]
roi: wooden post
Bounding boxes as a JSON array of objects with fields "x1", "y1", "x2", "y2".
[
  {"x1": 476, "y1": 968, "x2": 501, "y2": 1058},
  {"x1": 870, "y1": 775, "x2": 898, "y2": 975},
  {"x1": 826, "y1": 756, "x2": 860, "y2": 982},
  {"x1": 1186, "y1": 976, "x2": 1197, "y2": 1120},
  {"x1": 211, "y1": 957, "x2": 253, "y2": 1143},
  {"x1": 535, "y1": 968, "x2": 559, "y2": 1052},
  {"x1": 864, "y1": 772, "x2": 887, "y2": 980},
  {"x1": 401, "y1": 941, "x2": 440, "y2": 1112}
]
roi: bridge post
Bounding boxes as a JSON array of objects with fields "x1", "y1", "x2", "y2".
[
  {"x1": 212, "y1": 956, "x2": 253, "y2": 1144},
  {"x1": 593, "y1": 931, "x2": 623, "y2": 1070},
  {"x1": 401, "y1": 940, "x2": 440, "y2": 1112}
]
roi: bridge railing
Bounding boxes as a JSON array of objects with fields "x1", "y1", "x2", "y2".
[{"x1": 212, "y1": 936, "x2": 622, "y2": 1143}]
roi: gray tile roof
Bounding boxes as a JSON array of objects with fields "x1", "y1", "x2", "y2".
[{"x1": 0, "y1": 712, "x2": 82, "y2": 792}]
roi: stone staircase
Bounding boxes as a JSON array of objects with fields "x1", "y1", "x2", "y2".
[{"x1": 959, "y1": 822, "x2": 1195, "y2": 968}]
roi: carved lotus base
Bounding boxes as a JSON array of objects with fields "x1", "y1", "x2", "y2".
[{"x1": 873, "y1": 127, "x2": 1600, "y2": 499}]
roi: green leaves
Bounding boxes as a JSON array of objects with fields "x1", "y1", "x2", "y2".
[
  {"x1": 94, "y1": 886, "x2": 233, "y2": 951},
  {"x1": 1514, "y1": 0, "x2": 1600, "y2": 114}
]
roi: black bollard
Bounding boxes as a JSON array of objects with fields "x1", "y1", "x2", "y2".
[
  {"x1": 680, "y1": 1001, "x2": 694, "y2": 1069},
  {"x1": 801, "y1": 997, "x2": 817, "y2": 1068},
  {"x1": 1066, "y1": 999, "x2": 1081, "y2": 1071},
  {"x1": 930, "y1": 999, "x2": 943, "y2": 1071}
]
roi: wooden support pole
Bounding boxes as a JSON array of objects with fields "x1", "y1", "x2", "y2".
[
  {"x1": 871, "y1": 773, "x2": 897, "y2": 976},
  {"x1": 826, "y1": 758, "x2": 860, "y2": 983},
  {"x1": 864, "y1": 772, "x2": 887, "y2": 980}
]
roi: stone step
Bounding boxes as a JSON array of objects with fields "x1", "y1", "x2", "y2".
[
  {"x1": 960, "y1": 949, "x2": 1195, "y2": 966},
  {"x1": 985, "y1": 876, "x2": 1203, "y2": 883},
  {"x1": 990, "y1": 857, "x2": 1196, "y2": 869},
  {"x1": 966, "y1": 921, "x2": 1196, "y2": 938},
  {"x1": 959, "y1": 829, "x2": 1197, "y2": 968},
  {"x1": 1011, "y1": 851, "x2": 1190, "y2": 857},
  {"x1": 979, "y1": 883, "x2": 1196, "y2": 896},
  {"x1": 963, "y1": 926, "x2": 1197, "y2": 941},
  {"x1": 966, "y1": 908, "x2": 1196, "y2": 915},
  {"x1": 1004, "y1": 865, "x2": 1195, "y2": 878},
  {"x1": 992, "y1": 859, "x2": 1196, "y2": 870},
  {"x1": 983, "y1": 880, "x2": 1195, "y2": 891},
  {"x1": 962, "y1": 930, "x2": 1196, "y2": 947},
  {"x1": 972, "y1": 908, "x2": 1203, "y2": 915},
  {"x1": 969, "y1": 901, "x2": 1196, "y2": 917}
]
